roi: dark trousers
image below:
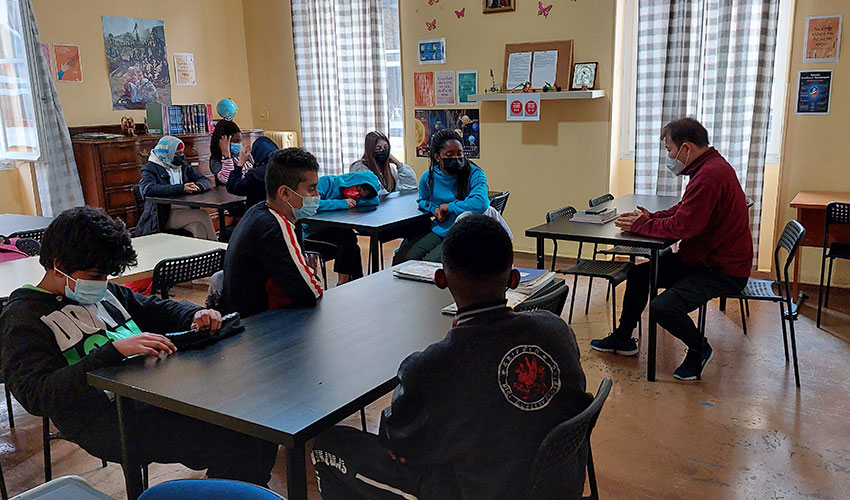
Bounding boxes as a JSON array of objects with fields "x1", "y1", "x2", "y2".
[
  {"x1": 312, "y1": 426, "x2": 420, "y2": 500},
  {"x1": 392, "y1": 231, "x2": 443, "y2": 265},
  {"x1": 308, "y1": 228, "x2": 364, "y2": 279},
  {"x1": 615, "y1": 252, "x2": 748, "y2": 351},
  {"x1": 75, "y1": 402, "x2": 279, "y2": 486}
]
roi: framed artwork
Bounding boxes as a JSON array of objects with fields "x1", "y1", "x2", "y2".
[
  {"x1": 571, "y1": 62, "x2": 598, "y2": 90},
  {"x1": 804, "y1": 14, "x2": 842, "y2": 63},
  {"x1": 102, "y1": 16, "x2": 171, "y2": 109},
  {"x1": 483, "y1": 0, "x2": 515, "y2": 14}
]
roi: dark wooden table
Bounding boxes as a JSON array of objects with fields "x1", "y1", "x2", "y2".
[
  {"x1": 525, "y1": 194, "x2": 680, "y2": 381},
  {"x1": 144, "y1": 186, "x2": 246, "y2": 242},
  {"x1": 88, "y1": 268, "x2": 455, "y2": 500},
  {"x1": 0, "y1": 213, "x2": 53, "y2": 237},
  {"x1": 298, "y1": 191, "x2": 430, "y2": 273}
]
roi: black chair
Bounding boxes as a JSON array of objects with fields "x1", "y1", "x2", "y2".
[
  {"x1": 697, "y1": 220, "x2": 806, "y2": 386},
  {"x1": 817, "y1": 202, "x2": 850, "y2": 328},
  {"x1": 302, "y1": 239, "x2": 336, "y2": 288},
  {"x1": 131, "y1": 184, "x2": 192, "y2": 238},
  {"x1": 515, "y1": 281, "x2": 570, "y2": 316},
  {"x1": 1, "y1": 236, "x2": 40, "y2": 257},
  {"x1": 152, "y1": 249, "x2": 227, "y2": 299},
  {"x1": 0, "y1": 299, "x2": 13, "y2": 434},
  {"x1": 8, "y1": 229, "x2": 46, "y2": 244},
  {"x1": 526, "y1": 377, "x2": 612, "y2": 500},
  {"x1": 490, "y1": 191, "x2": 510, "y2": 215},
  {"x1": 546, "y1": 206, "x2": 633, "y2": 330}
]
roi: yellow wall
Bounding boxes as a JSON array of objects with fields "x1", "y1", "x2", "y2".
[
  {"x1": 0, "y1": 164, "x2": 38, "y2": 215},
  {"x1": 242, "y1": 0, "x2": 302, "y2": 137},
  {"x1": 400, "y1": 0, "x2": 617, "y2": 255},
  {"x1": 32, "y1": 0, "x2": 254, "y2": 128},
  {"x1": 778, "y1": 0, "x2": 850, "y2": 286}
]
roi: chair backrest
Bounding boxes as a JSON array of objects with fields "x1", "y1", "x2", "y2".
[
  {"x1": 131, "y1": 184, "x2": 145, "y2": 215},
  {"x1": 527, "y1": 377, "x2": 613, "y2": 498},
  {"x1": 205, "y1": 270, "x2": 224, "y2": 309},
  {"x1": 490, "y1": 191, "x2": 511, "y2": 214},
  {"x1": 137, "y1": 479, "x2": 286, "y2": 500},
  {"x1": 773, "y1": 220, "x2": 806, "y2": 302},
  {"x1": 588, "y1": 193, "x2": 614, "y2": 208},
  {"x1": 546, "y1": 206, "x2": 576, "y2": 224},
  {"x1": 9, "y1": 228, "x2": 46, "y2": 244},
  {"x1": 515, "y1": 281, "x2": 570, "y2": 316},
  {"x1": 825, "y1": 202, "x2": 850, "y2": 246},
  {"x1": 152, "y1": 249, "x2": 226, "y2": 299}
]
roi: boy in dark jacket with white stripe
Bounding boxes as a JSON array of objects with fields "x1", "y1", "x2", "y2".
[
  {"x1": 311, "y1": 215, "x2": 591, "y2": 500},
  {"x1": 0, "y1": 207, "x2": 278, "y2": 485}
]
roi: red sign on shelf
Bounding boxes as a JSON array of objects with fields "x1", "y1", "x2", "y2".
[{"x1": 510, "y1": 100, "x2": 523, "y2": 115}]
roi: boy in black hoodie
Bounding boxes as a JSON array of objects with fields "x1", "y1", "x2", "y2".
[
  {"x1": 310, "y1": 215, "x2": 591, "y2": 499},
  {"x1": 0, "y1": 207, "x2": 278, "y2": 486}
]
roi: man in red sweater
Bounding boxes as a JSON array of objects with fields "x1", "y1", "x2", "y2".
[{"x1": 590, "y1": 118, "x2": 752, "y2": 380}]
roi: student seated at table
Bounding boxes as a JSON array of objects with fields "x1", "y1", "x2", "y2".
[
  {"x1": 224, "y1": 136, "x2": 279, "y2": 209},
  {"x1": 221, "y1": 148, "x2": 324, "y2": 317},
  {"x1": 303, "y1": 171, "x2": 381, "y2": 284},
  {"x1": 136, "y1": 136, "x2": 216, "y2": 240},
  {"x1": 210, "y1": 119, "x2": 253, "y2": 185},
  {"x1": 0, "y1": 207, "x2": 279, "y2": 486},
  {"x1": 311, "y1": 215, "x2": 591, "y2": 500},
  {"x1": 590, "y1": 117, "x2": 752, "y2": 381},
  {"x1": 392, "y1": 129, "x2": 489, "y2": 264},
  {"x1": 349, "y1": 131, "x2": 418, "y2": 195}
]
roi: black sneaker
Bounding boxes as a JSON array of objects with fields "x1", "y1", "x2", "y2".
[
  {"x1": 590, "y1": 334, "x2": 639, "y2": 356},
  {"x1": 673, "y1": 342, "x2": 714, "y2": 381}
]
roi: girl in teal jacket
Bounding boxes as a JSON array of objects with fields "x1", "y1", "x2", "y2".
[{"x1": 393, "y1": 129, "x2": 489, "y2": 264}]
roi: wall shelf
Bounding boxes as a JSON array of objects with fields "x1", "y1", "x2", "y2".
[{"x1": 470, "y1": 90, "x2": 606, "y2": 101}]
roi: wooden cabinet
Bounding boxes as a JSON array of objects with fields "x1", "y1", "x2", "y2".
[{"x1": 71, "y1": 125, "x2": 263, "y2": 228}]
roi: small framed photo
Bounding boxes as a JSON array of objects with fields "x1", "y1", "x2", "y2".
[
  {"x1": 571, "y1": 62, "x2": 598, "y2": 90},
  {"x1": 483, "y1": 0, "x2": 515, "y2": 14}
]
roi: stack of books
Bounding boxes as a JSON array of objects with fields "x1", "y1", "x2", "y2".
[
  {"x1": 571, "y1": 207, "x2": 618, "y2": 224},
  {"x1": 441, "y1": 267, "x2": 556, "y2": 315},
  {"x1": 392, "y1": 261, "x2": 443, "y2": 283},
  {"x1": 146, "y1": 103, "x2": 215, "y2": 136}
]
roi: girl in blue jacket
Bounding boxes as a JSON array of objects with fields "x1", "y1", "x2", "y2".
[
  {"x1": 392, "y1": 129, "x2": 489, "y2": 264},
  {"x1": 304, "y1": 171, "x2": 381, "y2": 284}
]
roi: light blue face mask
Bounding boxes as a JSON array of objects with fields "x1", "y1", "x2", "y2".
[
  {"x1": 288, "y1": 189, "x2": 320, "y2": 219},
  {"x1": 230, "y1": 143, "x2": 242, "y2": 156},
  {"x1": 57, "y1": 269, "x2": 108, "y2": 305}
]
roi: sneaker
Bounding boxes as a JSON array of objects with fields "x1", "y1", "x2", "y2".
[
  {"x1": 590, "y1": 334, "x2": 639, "y2": 356},
  {"x1": 673, "y1": 342, "x2": 714, "y2": 381}
]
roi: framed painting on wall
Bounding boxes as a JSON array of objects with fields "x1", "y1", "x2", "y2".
[{"x1": 483, "y1": 0, "x2": 515, "y2": 14}]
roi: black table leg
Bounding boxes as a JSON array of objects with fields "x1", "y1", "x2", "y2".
[
  {"x1": 217, "y1": 208, "x2": 227, "y2": 242},
  {"x1": 116, "y1": 396, "x2": 144, "y2": 500},
  {"x1": 536, "y1": 237, "x2": 544, "y2": 270},
  {"x1": 287, "y1": 442, "x2": 308, "y2": 500},
  {"x1": 369, "y1": 234, "x2": 380, "y2": 275},
  {"x1": 647, "y1": 248, "x2": 659, "y2": 382}
]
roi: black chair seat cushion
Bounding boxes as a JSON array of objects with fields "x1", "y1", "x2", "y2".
[
  {"x1": 556, "y1": 259, "x2": 633, "y2": 284},
  {"x1": 596, "y1": 245, "x2": 651, "y2": 257},
  {"x1": 727, "y1": 279, "x2": 782, "y2": 302}
]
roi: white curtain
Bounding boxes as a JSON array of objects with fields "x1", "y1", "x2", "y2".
[
  {"x1": 21, "y1": 0, "x2": 85, "y2": 216},
  {"x1": 291, "y1": 0, "x2": 389, "y2": 175},
  {"x1": 634, "y1": 0, "x2": 780, "y2": 260}
]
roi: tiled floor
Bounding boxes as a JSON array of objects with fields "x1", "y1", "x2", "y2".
[{"x1": 2, "y1": 238, "x2": 850, "y2": 499}]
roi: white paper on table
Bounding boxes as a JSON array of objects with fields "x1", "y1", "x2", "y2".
[
  {"x1": 531, "y1": 50, "x2": 558, "y2": 89},
  {"x1": 506, "y1": 51, "x2": 532, "y2": 90}
]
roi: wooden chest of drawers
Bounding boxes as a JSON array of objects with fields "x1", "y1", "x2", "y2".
[{"x1": 71, "y1": 125, "x2": 263, "y2": 227}]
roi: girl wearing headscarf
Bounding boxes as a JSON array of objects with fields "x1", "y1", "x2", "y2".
[
  {"x1": 136, "y1": 136, "x2": 216, "y2": 240},
  {"x1": 224, "y1": 136, "x2": 279, "y2": 208}
]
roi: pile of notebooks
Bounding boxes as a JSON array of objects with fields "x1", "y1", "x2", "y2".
[
  {"x1": 146, "y1": 103, "x2": 215, "y2": 136},
  {"x1": 392, "y1": 261, "x2": 443, "y2": 283},
  {"x1": 571, "y1": 207, "x2": 618, "y2": 224}
]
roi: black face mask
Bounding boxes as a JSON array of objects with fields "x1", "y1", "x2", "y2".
[
  {"x1": 172, "y1": 155, "x2": 187, "y2": 167},
  {"x1": 373, "y1": 149, "x2": 389, "y2": 164},
  {"x1": 441, "y1": 157, "x2": 465, "y2": 175}
]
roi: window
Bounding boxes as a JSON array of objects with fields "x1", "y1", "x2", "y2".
[
  {"x1": 619, "y1": 0, "x2": 793, "y2": 164},
  {"x1": 381, "y1": 0, "x2": 404, "y2": 161},
  {"x1": 0, "y1": 0, "x2": 41, "y2": 162}
]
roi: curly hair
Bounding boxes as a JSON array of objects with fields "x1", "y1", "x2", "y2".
[
  {"x1": 442, "y1": 214, "x2": 512, "y2": 280},
  {"x1": 424, "y1": 129, "x2": 471, "y2": 203},
  {"x1": 39, "y1": 207, "x2": 137, "y2": 276},
  {"x1": 210, "y1": 119, "x2": 241, "y2": 162}
]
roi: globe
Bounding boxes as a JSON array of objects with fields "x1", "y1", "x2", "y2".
[{"x1": 216, "y1": 98, "x2": 238, "y2": 120}]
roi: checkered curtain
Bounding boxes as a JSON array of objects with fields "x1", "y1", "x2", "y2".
[
  {"x1": 21, "y1": 0, "x2": 85, "y2": 216},
  {"x1": 635, "y1": 0, "x2": 779, "y2": 259},
  {"x1": 291, "y1": 0, "x2": 389, "y2": 175}
]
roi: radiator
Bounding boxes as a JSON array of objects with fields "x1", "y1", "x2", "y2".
[{"x1": 264, "y1": 131, "x2": 298, "y2": 149}]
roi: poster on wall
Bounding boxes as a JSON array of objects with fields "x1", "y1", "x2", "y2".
[
  {"x1": 414, "y1": 72, "x2": 435, "y2": 107},
  {"x1": 435, "y1": 71, "x2": 456, "y2": 105},
  {"x1": 53, "y1": 44, "x2": 82, "y2": 82},
  {"x1": 795, "y1": 70, "x2": 832, "y2": 115},
  {"x1": 457, "y1": 70, "x2": 478, "y2": 103},
  {"x1": 102, "y1": 16, "x2": 171, "y2": 110},
  {"x1": 173, "y1": 52, "x2": 196, "y2": 86},
  {"x1": 418, "y1": 38, "x2": 446, "y2": 65},
  {"x1": 414, "y1": 109, "x2": 480, "y2": 158},
  {"x1": 804, "y1": 14, "x2": 842, "y2": 63}
]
